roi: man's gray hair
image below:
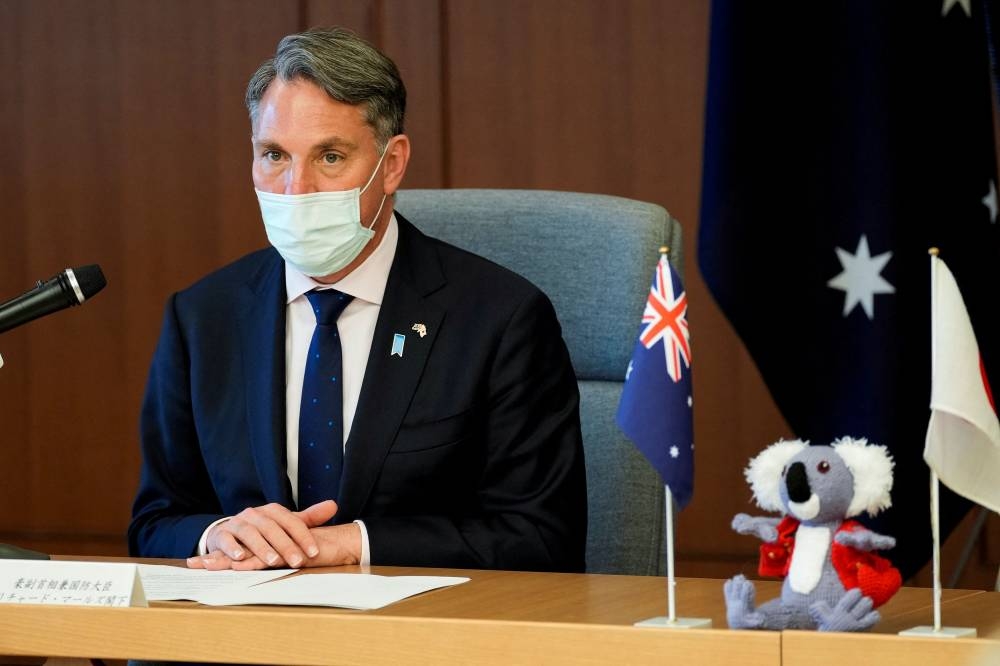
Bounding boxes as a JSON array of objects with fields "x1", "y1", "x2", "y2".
[{"x1": 245, "y1": 27, "x2": 406, "y2": 152}]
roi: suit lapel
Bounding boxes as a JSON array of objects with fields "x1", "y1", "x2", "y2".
[
  {"x1": 337, "y1": 215, "x2": 446, "y2": 521},
  {"x1": 238, "y1": 251, "x2": 295, "y2": 508}
]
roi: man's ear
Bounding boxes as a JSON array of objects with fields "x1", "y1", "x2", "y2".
[{"x1": 382, "y1": 134, "x2": 411, "y2": 196}]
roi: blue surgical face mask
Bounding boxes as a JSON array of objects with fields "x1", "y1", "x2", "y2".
[{"x1": 256, "y1": 148, "x2": 389, "y2": 277}]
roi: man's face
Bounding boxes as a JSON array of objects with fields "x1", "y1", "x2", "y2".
[{"x1": 251, "y1": 77, "x2": 386, "y2": 224}]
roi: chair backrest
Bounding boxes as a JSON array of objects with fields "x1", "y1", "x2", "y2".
[{"x1": 395, "y1": 189, "x2": 682, "y2": 576}]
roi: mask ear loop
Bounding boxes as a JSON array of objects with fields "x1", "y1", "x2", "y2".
[
  {"x1": 360, "y1": 144, "x2": 391, "y2": 230},
  {"x1": 360, "y1": 145, "x2": 390, "y2": 195},
  {"x1": 366, "y1": 194, "x2": 388, "y2": 231}
]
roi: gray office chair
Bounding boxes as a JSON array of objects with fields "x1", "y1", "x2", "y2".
[{"x1": 395, "y1": 189, "x2": 683, "y2": 576}]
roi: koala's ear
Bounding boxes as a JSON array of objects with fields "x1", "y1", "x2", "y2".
[
  {"x1": 745, "y1": 439, "x2": 809, "y2": 512},
  {"x1": 832, "y1": 436, "x2": 895, "y2": 518}
]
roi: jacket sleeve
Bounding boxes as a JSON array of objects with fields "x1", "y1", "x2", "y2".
[{"x1": 128, "y1": 293, "x2": 226, "y2": 557}]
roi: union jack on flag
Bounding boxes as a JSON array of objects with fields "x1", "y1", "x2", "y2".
[
  {"x1": 616, "y1": 251, "x2": 695, "y2": 508},
  {"x1": 639, "y1": 255, "x2": 691, "y2": 382}
]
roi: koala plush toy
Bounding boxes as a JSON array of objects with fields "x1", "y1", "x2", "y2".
[{"x1": 724, "y1": 437, "x2": 902, "y2": 632}]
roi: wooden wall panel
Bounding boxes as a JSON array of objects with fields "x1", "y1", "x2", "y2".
[
  {"x1": 0, "y1": 0, "x2": 31, "y2": 543},
  {"x1": 5, "y1": 0, "x2": 128, "y2": 543},
  {"x1": 305, "y1": 0, "x2": 376, "y2": 37},
  {"x1": 444, "y1": 0, "x2": 714, "y2": 223}
]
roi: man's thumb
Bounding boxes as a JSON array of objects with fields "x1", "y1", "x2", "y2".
[{"x1": 298, "y1": 499, "x2": 338, "y2": 526}]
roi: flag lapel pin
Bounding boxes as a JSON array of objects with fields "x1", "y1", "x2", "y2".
[{"x1": 391, "y1": 333, "x2": 406, "y2": 357}]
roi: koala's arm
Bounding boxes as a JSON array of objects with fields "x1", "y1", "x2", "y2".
[
  {"x1": 834, "y1": 527, "x2": 896, "y2": 552},
  {"x1": 732, "y1": 513, "x2": 781, "y2": 542}
]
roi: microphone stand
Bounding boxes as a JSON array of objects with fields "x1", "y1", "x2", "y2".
[{"x1": 0, "y1": 352, "x2": 49, "y2": 560}]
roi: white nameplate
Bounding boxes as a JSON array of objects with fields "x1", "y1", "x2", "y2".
[{"x1": 0, "y1": 559, "x2": 147, "y2": 608}]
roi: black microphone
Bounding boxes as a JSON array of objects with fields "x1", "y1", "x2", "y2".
[{"x1": 0, "y1": 265, "x2": 107, "y2": 335}]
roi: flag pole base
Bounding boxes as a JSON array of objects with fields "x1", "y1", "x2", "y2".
[
  {"x1": 634, "y1": 616, "x2": 712, "y2": 629},
  {"x1": 898, "y1": 625, "x2": 976, "y2": 638}
]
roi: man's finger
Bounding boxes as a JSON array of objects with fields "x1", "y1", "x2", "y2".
[
  {"x1": 187, "y1": 550, "x2": 235, "y2": 570},
  {"x1": 230, "y1": 555, "x2": 268, "y2": 571},
  {"x1": 234, "y1": 503, "x2": 326, "y2": 567},
  {"x1": 259, "y1": 501, "x2": 337, "y2": 559},
  {"x1": 186, "y1": 555, "x2": 207, "y2": 569},
  {"x1": 225, "y1": 518, "x2": 287, "y2": 567},
  {"x1": 296, "y1": 500, "x2": 339, "y2": 527},
  {"x1": 211, "y1": 529, "x2": 248, "y2": 561},
  {"x1": 249, "y1": 504, "x2": 318, "y2": 565}
]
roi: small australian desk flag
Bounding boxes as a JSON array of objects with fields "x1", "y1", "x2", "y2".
[{"x1": 616, "y1": 251, "x2": 694, "y2": 508}]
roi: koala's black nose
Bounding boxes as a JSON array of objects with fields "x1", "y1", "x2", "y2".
[{"x1": 786, "y1": 462, "x2": 811, "y2": 503}]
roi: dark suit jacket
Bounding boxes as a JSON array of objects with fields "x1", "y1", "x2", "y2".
[{"x1": 128, "y1": 214, "x2": 587, "y2": 572}]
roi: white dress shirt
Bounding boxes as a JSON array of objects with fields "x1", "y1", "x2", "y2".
[{"x1": 198, "y1": 215, "x2": 398, "y2": 565}]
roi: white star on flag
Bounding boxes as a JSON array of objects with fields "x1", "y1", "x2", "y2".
[
  {"x1": 941, "y1": 0, "x2": 971, "y2": 16},
  {"x1": 669, "y1": 445, "x2": 679, "y2": 459},
  {"x1": 827, "y1": 234, "x2": 896, "y2": 320},
  {"x1": 982, "y1": 180, "x2": 997, "y2": 223}
]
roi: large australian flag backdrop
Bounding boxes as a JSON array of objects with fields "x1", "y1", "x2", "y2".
[
  {"x1": 617, "y1": 253, "x2": 694, "y2": 509},
  {"x1": 699, "y1": 0, "x2": 1000, "y2": 579}
]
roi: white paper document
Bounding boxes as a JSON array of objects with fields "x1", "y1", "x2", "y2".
[
  {"x1": 194, "y1": 573, "x2": 470, "y2": 610},
  {"x1": 137, "y1": 564, "x2": 468, "y2": 610},
  {"x1": 137, "y1": 564, "x2": 295, "y2": 601}
]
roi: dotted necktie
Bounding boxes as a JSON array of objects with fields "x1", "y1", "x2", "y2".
[{"x1": 298, "y1": 289, "x2": 354, "y2": 511}]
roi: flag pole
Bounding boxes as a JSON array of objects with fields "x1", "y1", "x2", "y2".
[
  {"x1": 930, "y1": 249, "x2": 943, "y2": 633},
  {"x1": 660, "y1": 247, "x2": 678, "y2": 622},
  {"x1": 930, "y1": 467, "x2": 942, "y2": 631},
  {"x1": 634, "y1": 246, "x2": 710, "y2": 630},
  {"x1": 665, "y1": 485, "x2": 677, "y2": 622},
  {"x1": 634, "y1": 484, "x2": 710, "y2": 629},
  {"x1": 899, "y1": 248, "x2": 975, "y2": 638}
]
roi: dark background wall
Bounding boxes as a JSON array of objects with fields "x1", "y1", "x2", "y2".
[{"x1": 1, "y1": 0, "x2": 995, "y2": 587}]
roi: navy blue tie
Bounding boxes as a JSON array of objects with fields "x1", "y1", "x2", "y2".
[{"x1": 298, "y1": 289, "x2": 354, "y2": 511}]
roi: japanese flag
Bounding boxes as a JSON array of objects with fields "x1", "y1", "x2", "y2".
[{"x1": 924, "y1": 257, "x2": 1000, "y2": 513}]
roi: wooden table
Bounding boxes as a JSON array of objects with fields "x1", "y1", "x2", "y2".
[
  {"x1": 784, "y1": 583, "x2": 1000, "y2": 666},
  {"x1": 0, "y1": 563, "x2": 778, "y2": 666},
  {"x1": 0, "y1": 560, "x2": 997, "y2": 665}
]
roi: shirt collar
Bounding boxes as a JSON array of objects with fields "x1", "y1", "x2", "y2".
[{"x1": 285, "y1": 213, "x2": 398, "y2": 306}]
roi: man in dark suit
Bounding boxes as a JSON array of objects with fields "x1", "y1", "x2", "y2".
[{"x1": 128, "y1": 27, "x2": 587, "y2": 573}]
